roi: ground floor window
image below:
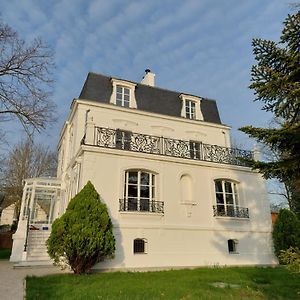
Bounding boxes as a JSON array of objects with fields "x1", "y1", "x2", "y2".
[
  {"x1": 134, "y1": 238, "x2": 147, "y2": 254},
  {"x1": 228, "y1": 239, "x2": 238, "y2": 254}
]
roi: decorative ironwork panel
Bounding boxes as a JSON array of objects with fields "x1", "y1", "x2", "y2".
[
  {"x1": 213, "y1": 205, "x2": 249, "y2": 218},
  {"x1": 119, "y1": 199, "x2": 164, "y2": 214},
  {"x1": 164, "y1": 138, "x2": 190, "y2": 158},
  {"x1": 91, "y1": 127, "x2": 253, "y2": 167},
  {"x1": 150, "y1": 200, "x2": 164, "y2": 214},
  {"x1": 131, "y1": 133, "x2": 161, "y2": 154},
  {"x1": 95, "y1": 127, "x2": 116, "y2": 148},
  {"x1": 202, "y1": 144, "x2": 253, "y2": 166}
]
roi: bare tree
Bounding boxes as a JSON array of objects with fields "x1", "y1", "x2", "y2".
[
  {"x1": 0, "y1": 138, "x2": 57, "y2": 221},
  {"x1": 0, "y1": 19, "x2": 56, "y2": 135}
]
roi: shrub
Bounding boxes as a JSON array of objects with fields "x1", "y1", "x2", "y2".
[
  {"x1": 279, "y1": 247, "x2": 300, "y2": 274},
  {"x1": 272, "y1": 208, "x2": 300, "y2": 262},
  {"x1": 47, "y1": 181, "x2": 115, "y2": 274}
]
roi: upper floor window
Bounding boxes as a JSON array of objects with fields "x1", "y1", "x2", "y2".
[
  {"x1": 185, "y1": 100, "x2": 196, "y2": 119},
  {"x1": 110, "y1": 79, "x2": 137, "y2": 108},
  {"x1": 116, "y1": 129, "x2": 132, "y2": 150},
  {"x1": 180, "y1": 94, "x2": 203, "y2": 120},
  {"x1": 116, "y1": 85, "x2": 130, "y2": 107},
  {"x1": 189, "y1": 140, "x2": 201, "y2": 159}
]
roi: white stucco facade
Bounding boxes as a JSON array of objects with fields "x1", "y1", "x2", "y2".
[{"x1": 11, "y1": 72, "x2": 277, "y2": 268}]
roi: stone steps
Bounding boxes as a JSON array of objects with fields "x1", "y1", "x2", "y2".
[{"x1": 26, "y1": 230, "x2": 52, "y2": 262}]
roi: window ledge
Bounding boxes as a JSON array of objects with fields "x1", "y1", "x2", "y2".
[
  {"x1": 119, "y1": 211, "x2": 164, "y2": 216},
  {"x1": 214, "y1": 216, "x2": 250, "y2": 221},
  {"x1": 180, "y1": 202, "x2": 197, "y2": 206}
]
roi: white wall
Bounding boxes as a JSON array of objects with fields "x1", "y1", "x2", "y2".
[
  {"x1": 55, "y1": 100, "x2": 276, "y2": 270},
  {"x1": 75, "y1": 147, "x2": 275, "y2": 269}
]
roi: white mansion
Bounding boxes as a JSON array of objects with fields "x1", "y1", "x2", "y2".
[{"x1": 11, "y1": 70, "x2": 276, "y2": 268}]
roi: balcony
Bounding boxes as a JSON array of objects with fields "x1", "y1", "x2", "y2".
[
  {"x1": 83, "y1": 126, "x2": 253, "y2": 167},
  {"x1": 119, "y1": 199, "x2": 164, "y2": 214},
  {"x1": 213, "y1": 205, "x2": 249, "y2": 218}
]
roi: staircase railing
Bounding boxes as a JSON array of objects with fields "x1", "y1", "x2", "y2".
[{"x1": 23, "y1": 207, "x2": 30, "y2": 252}]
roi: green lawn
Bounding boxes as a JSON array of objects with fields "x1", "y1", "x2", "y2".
[
  {"x1": 0, "y1": 248, "x2": 11, "y2": 260},
  {"x1": 26, "y1": 266, "x2": 300, "y2": 300}
]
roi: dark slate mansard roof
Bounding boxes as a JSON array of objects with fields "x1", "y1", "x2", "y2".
[{"x1": 79, "y1": 72, "x2": 222, "y2": 125}]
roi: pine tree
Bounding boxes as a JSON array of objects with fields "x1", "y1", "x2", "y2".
[{"x1": 240, "y1": 11, "x2": 300, "y2": 214}]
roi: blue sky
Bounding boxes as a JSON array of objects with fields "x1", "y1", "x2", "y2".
[{"x1": 1, "y1": 0, "x2": 292, "y2": 151}]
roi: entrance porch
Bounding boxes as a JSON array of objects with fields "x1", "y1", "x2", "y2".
[{"x1": 10, "y1": 178, "x2": 61, "y2": 264}]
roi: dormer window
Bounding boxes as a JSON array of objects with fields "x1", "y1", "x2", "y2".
[
  {"x1": 180, "y1": 94, "x2": 203, "y2": 121},
  {"x1": 116, "y1": 85, "x2": 130, "y2": 107},
  {"x1": 185, "y1": 100, "x2": 196, "y2": 119},
  {"x1": 110, "y1": 79, "x2": 137, "y2": 108}
]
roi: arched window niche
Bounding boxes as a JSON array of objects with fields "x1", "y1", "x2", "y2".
[{"x1": 180, "y1": 174, "x2": 196, "y2": 217}]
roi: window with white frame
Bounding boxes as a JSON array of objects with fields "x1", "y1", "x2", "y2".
[
  {"x1": 116, "y1": 85, "x2": 130, "y2": 107},
  {"x1": 180, "y1": 94, "x2": 203, "y2": 120},
  {"x1": 214, "y1": 180, "x2": 239, "y2": 217},
  {"x1": 185, "y1": 100, "x2": 196, "y2": 119},
  {"x1": 123, "y1": 170, "x2": 155, "y2": 212},
  {"x1": 133, "y1": 238, "x2": 147, "y2": 254},
  {"x1": 110, "y1": 79, "x2": 137, "y2": 108}
]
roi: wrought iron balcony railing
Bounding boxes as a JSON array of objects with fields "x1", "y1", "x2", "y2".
[
  {"x1": 84, "y1": 126, "x2": 253, "y2": 167},
  {"x1": 119, "y1": 199, "x2": 164, "y2": 214},
  {"x1": 213, "y1": 205, "x2": 249, "y2": 218}
]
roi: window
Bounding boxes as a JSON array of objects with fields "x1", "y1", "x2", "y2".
[
  {"x1": 116, "y1": 85, "x2": 130, "y2": 107},
  {"x1": 123, "y1": 170, "x2": 155, "y2": 212},
  {"x1": 134, "y1": 238, "x2": 147, "y2": 254},
  {"x1": 215, "y1": 180, "x2": 239, "y2": 217},
  {"x1": 180, "y1": 94, "x2": 203, "y2": 120},
  {"x1": 189, "y1": 141, "x2": 201, "y2": 159},
  {"x1": 185, "y1": 100, "x2": 196, "y2": 119},
  {"x1": 228, "y1": 239, "x2": 238, "y2": 254},
  {"x1": 116, "y1": 129, "x2": 132, "y2": 150},
  {"x1": 110, "y1": 79, "x2": 137, "y2": 108}
]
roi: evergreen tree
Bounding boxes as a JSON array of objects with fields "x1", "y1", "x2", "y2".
[
  {"x1": 272, "y1": 209, "x2": 300, "y2": 262},
  {"x1": 47, "y1": 181, "x2": 115, "y2": 274},
  {"x1": 240, "y1": 11, "x2": 300, "y2": 214}
]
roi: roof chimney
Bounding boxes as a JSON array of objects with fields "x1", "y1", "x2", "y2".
[{"x1": 141, "y1": 69, "x2": 155, "y2": 87}]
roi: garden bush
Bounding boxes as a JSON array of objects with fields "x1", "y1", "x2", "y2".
[
  {"x1": 47, "y1": 181, "x2": 115, "y2": 274},
  {"x1": 279, "y1": 247, "x2": 300, "y2": 274}
]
